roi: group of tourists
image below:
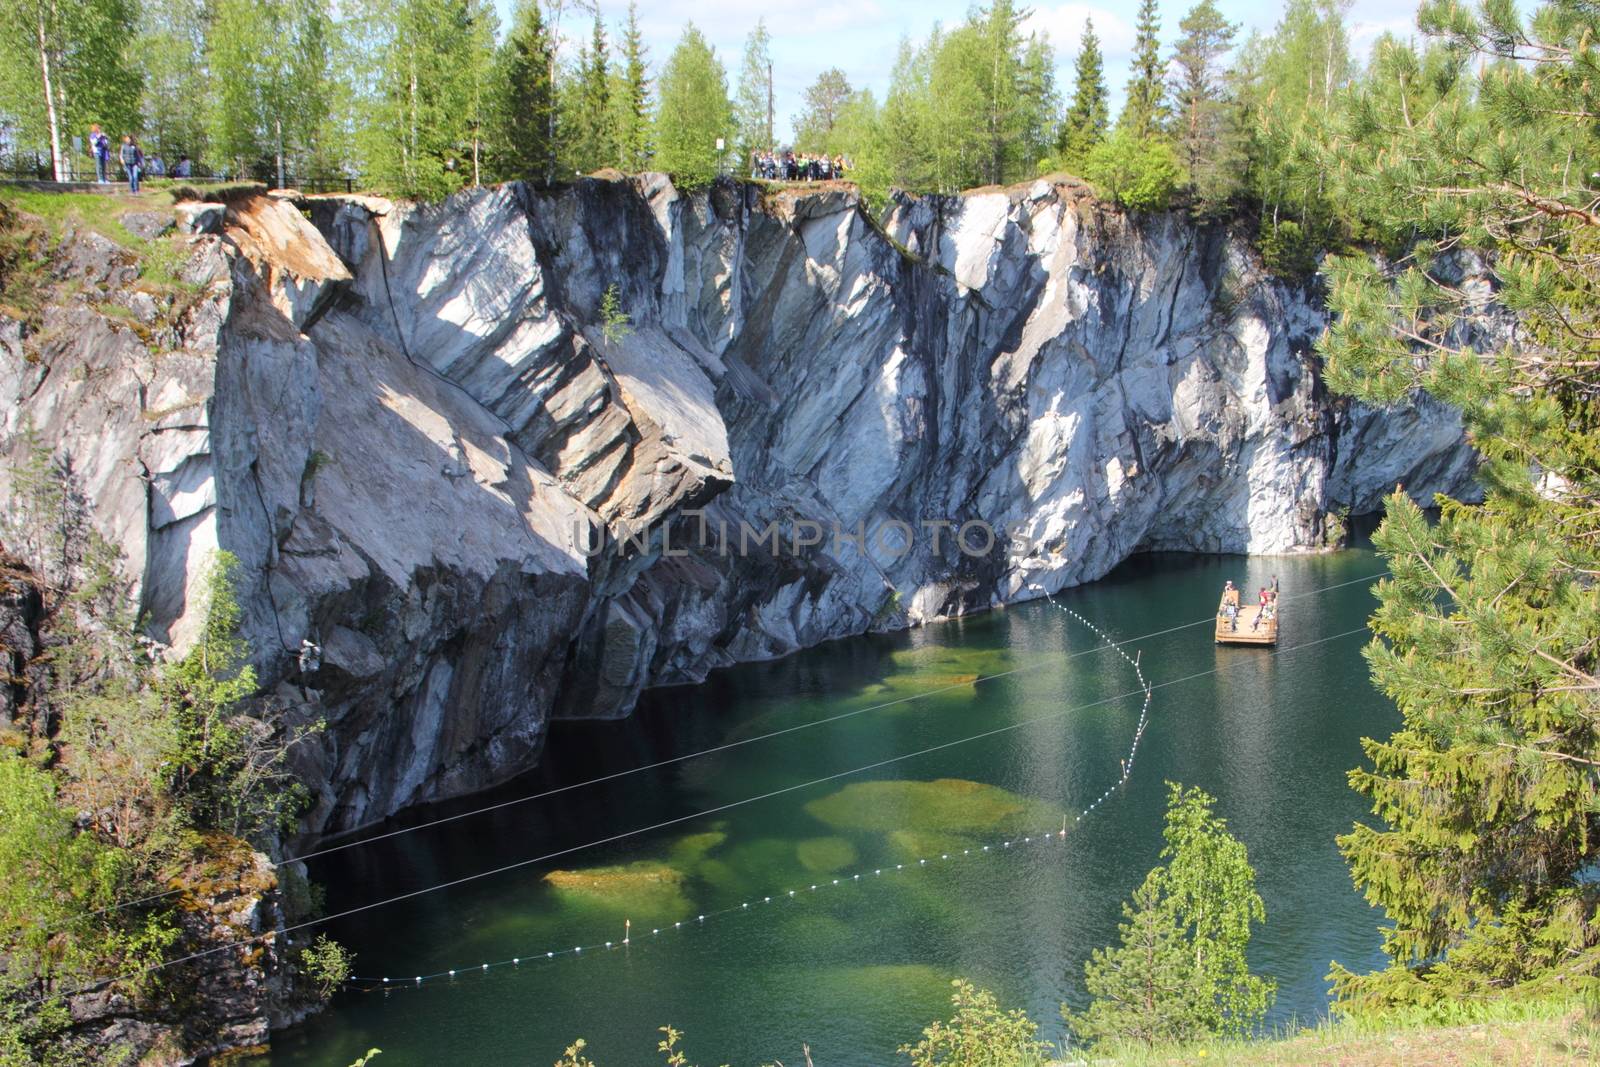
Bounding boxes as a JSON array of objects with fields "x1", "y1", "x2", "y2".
[
  {"x1": 1217, "y1": 576, "x2": 1279, "y2": 632},
  {"x1": 85, "y1": 123, "x2": 192, "y2": 192},
  {"x1": 750, "y1": 150, "x2": 849, "y2": 183}
]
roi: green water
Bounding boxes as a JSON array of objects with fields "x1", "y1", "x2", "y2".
[{"x1": 265, "y1": 546, "x2": 1394, "y2": 1066}]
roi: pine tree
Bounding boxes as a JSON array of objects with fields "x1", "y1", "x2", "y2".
[
  {"x1": 1057, "y1": 18, "x2": 1109, "y2": 167},
  {"x1": 1119, "y1": 0, "x2": 1167, "y2": 138},
  {"x1": 653, "y1": 23, "x2": 732, "y2": 187},
  {"x1": 1070, "y1": 875, "x2": 1205, "y2": 1047},
  {"x1": 732, "y1": 19, "x2": 773, "y2": 160},
  {"x1": 1169, "y1": 0, "x2": 1237, "y2": 207},
  {"x1": 486, "y1": 0, "x2": 557, "y2": 184},
  {"x1": 1320, "y1": 0, "x2": 1600, "y2": 1012},
  {"x1": 611, "y1": 0, "x2": 651, "y2": 172},
  {"x1": 1067, "y1": 784, "x2": 1275, "y2": 1047},
  {"x1": 793, "y1": 68, "x2": 852, "y2": 153}
]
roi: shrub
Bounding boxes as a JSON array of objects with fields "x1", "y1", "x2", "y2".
[{"x1": 1081, "y1": 130, "x2": 1181, "y2": 212}]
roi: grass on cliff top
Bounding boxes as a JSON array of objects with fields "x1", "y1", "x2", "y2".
[
  {"x1": 1, "y1": 186, "x2": 177, "y2": 249},
  {"x1": 1081, "y1": 996, "x2": 1596, "y2": 1066},
  {"x1": 0, "y1": 184, "x2": 219, "y2": 331}
]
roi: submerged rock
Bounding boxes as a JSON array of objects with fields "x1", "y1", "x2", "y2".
[{"x1": 1, "y1": 176, "x2": 1481, "y2": 841}]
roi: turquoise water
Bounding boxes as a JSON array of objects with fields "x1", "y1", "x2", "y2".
[{"x1": 264, "y1": 546, "x2": 1394, "y2": 1065}]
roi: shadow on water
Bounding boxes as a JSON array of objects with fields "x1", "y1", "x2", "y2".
[{"x1": 267, "y1": 540, "x2": 1395, "y2": 1067}]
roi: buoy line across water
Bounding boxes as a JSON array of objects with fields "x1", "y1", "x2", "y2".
[
  {"x1": 337, "y1": 587, "x2": 1168, "y2": 991},
  {"x1": 58, "y1": 571, "x2": 1387, "y2": 933},
  {"x1": 37, "y1": 578, "x2": 1377, "y2": 1005}
]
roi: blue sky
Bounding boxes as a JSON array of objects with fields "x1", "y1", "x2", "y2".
[{"x1": 500, "y1": 0, "x2": 1428, "y2": 140}]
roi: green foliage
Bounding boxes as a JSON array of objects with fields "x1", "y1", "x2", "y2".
[
  {"x1": 875, "y1": 4, "x2": 1056, "y2": 194},
  {"x1": 1057, "y1": 19, "x2": 1109, "y2": 169},
  {"x1": 487, "y1": 0, "x2": 556, "y2": 185},
  {"x1": 599, "y1": 283, "x2": 632, "y2": 345},
  {"x1": 1119, "y1": 0, "x2": 1168, "y2": 137},
  {"x1": 610, "y1": 2, "x2": 651, "y2": 173},
  {"x1": 655, "y1": 1025, "x2": 729, "y2": 1067},
  {"x1": 1067, "y1": 783, "x2": 1274, "y2": 1047},
  {"x1": 1316, "y1": 0, "x2": 1600, "y2": 1012},
  {"x1": 206, "y1": 0, "x2": 336, "y2": 181},
  {"x1": 732, "y1": 20, "x2": 773, "y2": 159},
  {"x1": 653, "y1": 24, "x2": 733, "y2": 188},
  {"x1": 1081, "y1": 129, "x2": 1181, "y2": 212},
  {"x1": 298, "y1": 933, "x2": 353, "y2": 998},
  {"x1": 0, "y1": 751, "x2": 123, "y2": 978},
  {"x1": 553, "y1": 1041, "x2": 595, "y2": 1067},
  {"x1": 563, "y1": 16, "x2": 615, "y2": 175},
  {"x1": 355, "y1": 0, "x2": 497, "y2": 198},
  {"x1": 898, "y1": 979, "x2": 1050, "y2": 1067},
  {"x1": 1256, "y1": 219, "x2": 1320, "y2": 279},
  {"x1": 1169, "y1": 0, "x2": 1240, "y2": 211},
  {"x1": 793, "y1": 68, "x2": 852, "y2": 154},
  {"x1": 1231, "y1": 0, "x2": 1353, "y2": 242},
  {"x1": 135, "y1": 0, "x2": 210, "y2": 163},
  {"x1": 160, "y1": 552, "x2": 317, "y2": 843},
  {"x1": 0, "y1": 0, "x2": 143, "y2": 179}
]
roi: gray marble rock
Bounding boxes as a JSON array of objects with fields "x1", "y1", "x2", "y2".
[{"x1": 3, "y1": 177, "x2": 1483, "y2": 839}]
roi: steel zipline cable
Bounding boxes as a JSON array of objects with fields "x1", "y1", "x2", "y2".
[
  {"x1": 36, "y1": 616, "x2": 1374, "y2": 1005},
  {"x1": 62, "y1": 569, "x2": 1388, "y2": 927}
]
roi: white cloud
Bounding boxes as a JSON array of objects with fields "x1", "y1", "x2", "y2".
[
  {"x1": 1348, "y1": 16, "x2": 1419, "y2": 62},
  {"x1": 1023, "y1": 4, "x2": 1138, "y2": 65}
]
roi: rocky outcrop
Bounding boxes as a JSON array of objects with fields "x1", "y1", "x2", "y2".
[
  {"x1": 1, "y1": 177, "x2": 1479, "y2": 837},
  {"x1": 62, "y1": 842, "x2": 307, "y2": 1064}
]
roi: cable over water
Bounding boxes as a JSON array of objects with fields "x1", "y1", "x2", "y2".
[
  {"x1": 63, "y1": 571, "x2": 1385, "y2": 934},
  {"x1": 42, "y1": 571, "x2": 1381, "y2": 1001},
  {"x1": 346, "y1": 582, "x2": 1157, "y2": 988}
]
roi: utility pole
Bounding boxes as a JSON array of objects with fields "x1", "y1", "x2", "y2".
[{"x1": 275, "y1": 117, "x2": 285, "y2": 190}]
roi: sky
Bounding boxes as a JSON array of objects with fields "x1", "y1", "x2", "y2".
[{"x1": 498, "y1": 0, "x2": 1428, "y2": 142}]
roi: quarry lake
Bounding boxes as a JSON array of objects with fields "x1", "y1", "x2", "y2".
[{"x1": 265, "y1": 543, "x2": 1394, "y2": 1066}]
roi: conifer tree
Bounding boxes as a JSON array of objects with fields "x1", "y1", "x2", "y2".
[
  {"x1": 794, "y1": 68, "x2": 852, "y2": 153},
  {"x1": 1169, "y1": 0, "x2": 1237, "y2": 208},
  {"x1": 1057, "y1": 18, "x2": 1109, "y2": 167},
  {"x1": 486, "y1": 0, "x2": 557, "y2": 184},
  {"x1": 612, "y1": 1, "x2": 651, "y2": 172},
  {"x1": 1119, "y1": 0, "x2": 1168, "y2": 138},
  {"x1": 565, "y1": 15, "x2": 613, "y2": 173},
  {"x1": 1321, "y1": 0, "x2": 1600, "y2": 1011},
  {"x1": 653, "y1": 23, "x2": 732, "y2": 186}
]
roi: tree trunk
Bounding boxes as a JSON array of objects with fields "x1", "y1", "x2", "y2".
[{"x1": 36, "y1": 9, "x2": 63, "y2": 181}]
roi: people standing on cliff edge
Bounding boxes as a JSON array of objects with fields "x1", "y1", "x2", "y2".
[
  {"x1": 120, "y1": 135, "x2": 143, "y2": 194},
  {"x1": 88, "y1": 124, "x2": 111, "y2": 183}
]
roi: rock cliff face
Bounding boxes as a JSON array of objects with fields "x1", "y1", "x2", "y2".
[{"x1": 0, "y1": 176, "x2": 1478, "y2": 836}]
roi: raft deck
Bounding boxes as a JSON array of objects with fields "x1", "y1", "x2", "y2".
[{"x1": 1216, "y1": 593, "x2": 1278, "y2": 645}]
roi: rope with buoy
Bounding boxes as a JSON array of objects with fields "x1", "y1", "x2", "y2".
[{"x1": 343, "y1": 584, "x2": 1155, "y2": 991}]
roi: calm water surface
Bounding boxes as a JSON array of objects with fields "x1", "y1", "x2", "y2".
[{"x1": 265, "y1": 546, "x2": 1393, "y2": 1065}]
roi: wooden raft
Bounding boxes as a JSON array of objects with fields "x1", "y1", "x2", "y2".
[{"x1": 1215, "y1": 589, "x2": 1278, "y2": 646}]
